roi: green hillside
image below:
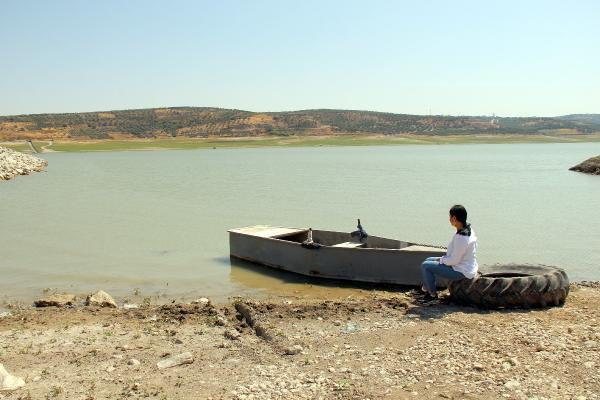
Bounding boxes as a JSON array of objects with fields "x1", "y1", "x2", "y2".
[{"x1": 1, "y1": 107, "x2": 599, "y2": 141}]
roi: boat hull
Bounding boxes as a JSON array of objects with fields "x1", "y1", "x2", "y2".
[{"x1": 229, "y1": 228, "x2": 446, "y2": 286}]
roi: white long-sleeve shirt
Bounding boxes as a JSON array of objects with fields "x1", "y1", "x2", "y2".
[{"x1": 440, "y1": 227, "x2": 478, "y2": 279}]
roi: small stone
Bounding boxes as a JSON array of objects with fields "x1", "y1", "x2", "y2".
[
  {"x1": 32, "y1": 376, "x2": 41, "y2": 382},
  {"x1": 0, "y1": 364, "x2": 25, "y2": 391},
  {"x1": 127, "y1": 359, "x2": 140, "y2": 366},
  {"x1": 284, "y1": 345, "x2": 303, "y2": 355},
  {"x1": 328, "y1": 367, "x2": 335, "y2": 373},
  {"x1": 224, "y1": 330, "x2": 241, "y2": 341},
  {"x1": 191, "y1": 297, "x2": 210, "y2": 305},
  {"x1": 333, "y1": 320, "x2": 342, "y2": 326},
  {"x1": 504, "y1": 380, "x2": 520, "y2": 390},
  {"x1": 123, "y1": 304, "x2": 139, "y2": 310},
  {"x1": 473, "y1": 363, "x2": 485, "y2": 371},
  {"x1": 86, "y1": 290, "x2": 117, "y2": 308},
  {"x1": 106, "y1": 366, "x2": 115, "y2": 372},
  {"x1": 34, "y1": 294, "x2": 76, "y2": 308}
]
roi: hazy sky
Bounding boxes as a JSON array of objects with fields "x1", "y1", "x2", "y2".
[{"x1": 1, "y1": 0, "x2": 598, "y2": 117}]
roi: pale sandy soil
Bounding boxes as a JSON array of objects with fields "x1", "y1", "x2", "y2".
[{"x1": 0, "y1": 283, "x2": 598, "y2": 400}]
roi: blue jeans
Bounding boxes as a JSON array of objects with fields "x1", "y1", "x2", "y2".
[{"x1": 420, "y1": 257, "x2": 466, "y2": 294}]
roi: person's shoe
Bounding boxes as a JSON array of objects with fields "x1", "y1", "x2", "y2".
[{"x1": 423, "y1": 292, "x2": 438, "y2": 301}]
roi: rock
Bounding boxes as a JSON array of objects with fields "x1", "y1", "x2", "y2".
[
  {"x1": 86, "y1": 290, "x2": 117, "y2": 308},
  {"x1": 128, "y1": 359, "x2": 140, "y2": 366},
  {"x1": 504, "y1": 380, "x2": 520, "y2": 390},
  {"x1": 123, "y1": 304, "x2": 139, "y2": 310},
  {"x1": 224, "y1": 330, "x2": 241, "y2": 341},
  {"x1": 284, "y1": 345, "x2": 303, "y2": 355},
  {"x1": 570, "y1": 155, "x2": 600, "y2": 175},
  {"x1": 0, "y1": 364, "x2": 25, "y2": 391},
  {"x1": 191, "y1": 297, "x2": 210, "y2": 305},
  {"x1": 156, "y1": 352, "x2": 194, "y2": 369},
  {"x1": 473, "y1": 363, "x2": 485, "y2": 371},
  {"x1": 34, "y1": 294, "x2": 76, "y2": 308},
  {"x1": 0, "y1": 147, "x2": 48, "y2": 181}
]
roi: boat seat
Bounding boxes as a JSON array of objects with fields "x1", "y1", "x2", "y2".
[{"x1": 331, "y1": 241, "x2": 366, "y2": 248}]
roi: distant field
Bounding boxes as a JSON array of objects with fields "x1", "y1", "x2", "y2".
[{"x1": 3, "y1": 133, "x2": 600, "y2": 152}]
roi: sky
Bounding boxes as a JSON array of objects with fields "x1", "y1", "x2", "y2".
[{"x1": 1, "y1": 0, "x2": 599, "y2": 117}]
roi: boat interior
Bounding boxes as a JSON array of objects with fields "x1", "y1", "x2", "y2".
[
  {"x1": 278, "y1": 229, "x2": 425, "y2": 250},
  {"x1": 229, "y1": 226, "x2": 445, "y2": 252}
]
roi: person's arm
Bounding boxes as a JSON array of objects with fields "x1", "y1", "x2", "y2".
[{"x1": 440, "y1": 236, "x2": 469, "y2": 266}]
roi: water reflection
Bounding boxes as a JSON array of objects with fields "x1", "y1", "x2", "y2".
[{"x1": 226, "y1": 256, "x2": 409, "y2": 299}]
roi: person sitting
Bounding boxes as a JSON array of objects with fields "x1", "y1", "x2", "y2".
[{"x1": 420, "y1": 204, "x2": 478, "y2": 299}]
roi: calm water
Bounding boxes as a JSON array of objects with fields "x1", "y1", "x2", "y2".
[{"x1": 1, "y1": 143, "x2": 599, "y2": 303}]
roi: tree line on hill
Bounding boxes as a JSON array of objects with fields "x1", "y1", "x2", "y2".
[{"x1": 0, "y1": 107, "x2": 599, "y2": 140}]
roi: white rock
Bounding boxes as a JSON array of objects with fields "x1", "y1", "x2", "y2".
[
  {"x1": 504, "y1": 380, "x2": 520, "y2": 390},
  {"x1": 123, "y1": 304, "x2": 139, "y2": 310},
  {"x1": 157, "y1": 352, "x2": 194, "y2": 369},
  {"x1": 0, "y1": 364, "x2": 25, "y2": 391},
  {"x1": 86, "y1": 290, "x2": 117, "y2": 308},
  {"x1": 284, "y1": 345, "x2": 303, "y2": 355},
  {"x1": 191, "y1": 297, "x2": 210, "y2": 305}
]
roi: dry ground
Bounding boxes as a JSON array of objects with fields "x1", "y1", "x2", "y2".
[{"x1": 0, "y1": 284, "x2": 598, "y2": 400}]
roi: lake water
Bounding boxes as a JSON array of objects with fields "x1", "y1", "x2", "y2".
[{"x1": 1, "y1": 143, "x2": 599, "y2": 303}]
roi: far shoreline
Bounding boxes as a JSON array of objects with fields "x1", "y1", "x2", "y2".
[{"x1": 3, "y1": 132, "x2": 600, "y2": 153}]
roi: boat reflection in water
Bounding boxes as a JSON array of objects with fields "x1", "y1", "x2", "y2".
[{"x1": 227, "y1": 256, "x2": 411, "y2": 300}]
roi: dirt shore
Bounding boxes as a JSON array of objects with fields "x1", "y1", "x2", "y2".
[{"x1": 0, "y1": 284, "x2": 598, "y2": 400}]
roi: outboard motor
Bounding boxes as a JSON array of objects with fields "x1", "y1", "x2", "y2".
[{"x1": 350, "y1": 219, "x2": 368, "y2": 242}]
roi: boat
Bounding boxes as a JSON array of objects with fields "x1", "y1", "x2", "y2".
[{"x1": 228, "y1": 224, "x2": 446, "y2": 286}]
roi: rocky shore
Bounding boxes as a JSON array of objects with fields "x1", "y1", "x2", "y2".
[
  {"x1": 569, "y1": 155, "x2": 600, "y2": 175},
  {"x1": 0, "y1": 146, "x2": 47, "y2": 181},
  {"x1": 0, "y1": 284, "x2": 598, "y2": 399}
]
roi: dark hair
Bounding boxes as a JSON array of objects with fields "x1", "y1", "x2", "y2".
[{"x1": 450, "y1": 204, "x2": 468, "y2": 225}]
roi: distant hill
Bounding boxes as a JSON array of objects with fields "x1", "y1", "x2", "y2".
[
  {"x1": 557, "y1": 114, "x2": 600, "y2": 125},
  {"x1": 1, "y1": 107, "x2": 599, "y2": 140}
]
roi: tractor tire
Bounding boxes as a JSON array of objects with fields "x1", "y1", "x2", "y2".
[{"x1": 448, "y1": 264, "x2": 569, "y2": 309}]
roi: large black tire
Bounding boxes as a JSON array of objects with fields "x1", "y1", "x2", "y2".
[{"x1": 448, "y1": 264, "x2": 569, "y2": 309}]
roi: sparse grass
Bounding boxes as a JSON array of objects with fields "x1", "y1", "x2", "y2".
[{"x1": 4, "y1": 133, "x2": 600, "y2": 153}]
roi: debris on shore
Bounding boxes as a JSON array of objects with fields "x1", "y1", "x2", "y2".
[
  {"x1": 1, "y1": 284, "x2": 598, "y2": 399},
  {"x1": 0, "y1": 146, "x2": 48, "y2": 181},
  {"x1": 33, "y1": 293, "x2": 76, "y2": 308},
  {"x1": 570, "y1": 155, "x2": 600, "y2": 175}
]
